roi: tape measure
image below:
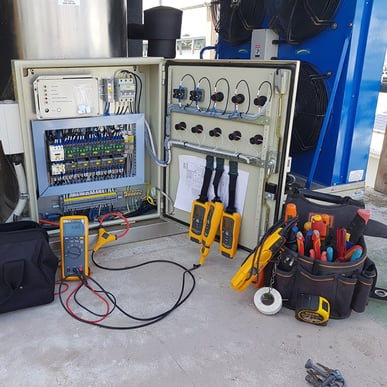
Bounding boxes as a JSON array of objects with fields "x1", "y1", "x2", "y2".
[{"x1": 295, "y1": 294, "x2": 330, "y2": 325}]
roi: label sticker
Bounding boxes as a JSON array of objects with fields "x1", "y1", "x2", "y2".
[
  {"x1": 58, "y1": 0, "x2": 80, "y2": 5},
  {"x1": 348, "y1": 169, "x2": 364, "y2": 182}
]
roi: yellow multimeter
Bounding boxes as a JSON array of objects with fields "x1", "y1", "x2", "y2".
[
  {"x1": 189, "y1": 200, "x2": 210, "y2": 244},
  {"x1": 219, "y1": 160, "x2": 241, "y2": 259},
  {"x1": 219, "y1": 211, "x2": 241, "y2": 258},
  {"x1": 203, "y1": 201, "x2": 224, "y2": 244},
  {"x1": 60, "y1": 215, "x2": 89, "y2": 280}
]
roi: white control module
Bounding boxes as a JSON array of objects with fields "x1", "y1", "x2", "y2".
[{"x1": 33, "y1": 75, "x2": 100, "y2": 119}]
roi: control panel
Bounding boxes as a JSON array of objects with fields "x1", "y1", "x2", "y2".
[
  {"x1": 12, "y1": 58, "x2": 298, "y2": 250},
  {"x1": 14, "y1": 63, "x2": 153, "y2": 228}
]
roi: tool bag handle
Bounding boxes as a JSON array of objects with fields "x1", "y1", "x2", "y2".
[
  {"x1": 297, "y1": 188, "x2": 364, "y2": 207},
  {"x1": 295, "y1": 189, "x2": 387, "y2": 239}
]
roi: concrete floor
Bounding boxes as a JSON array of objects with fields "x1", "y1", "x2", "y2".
[{"x1": 1, "y1": 188, "x2": 387, "y2": 386}]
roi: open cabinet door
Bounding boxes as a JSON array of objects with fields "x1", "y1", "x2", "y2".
[{"x1": 164, "y1": 60, "x2": 299, "y2": 250}]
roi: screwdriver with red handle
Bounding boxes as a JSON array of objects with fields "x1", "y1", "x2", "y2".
[
  {"x1": 337, "y1": 227, "x2": 347, "y2": 261},
  {"x1": 312, "y1": 215, "x2": 325, "y2": 240},
  {"x1": 312, "y1": 230, "x2": 321, "y2": 259},
  {"x1": 296, "y1": 231, "x2": 304, "y2": 255}
]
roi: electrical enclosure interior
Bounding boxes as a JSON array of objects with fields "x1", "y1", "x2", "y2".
[{"x1": 12, "y1": 58, "x2": 299, "y2": 249}]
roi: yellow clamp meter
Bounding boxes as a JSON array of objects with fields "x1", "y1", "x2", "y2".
[
  {"x1": 219, "y1": 160, "x2": 241, "y2": 259},
  {"x1": 199, "y1": 157, "x2": 225, "y2": 265},
  {"x1": 220, "y1": 211, "x2": 241, "y2": 258},
  {"x1": 231, "y1": 224, "x2": 284, "y2": 291},
  {"x1": 295, "y1": 294, "x2": 330, "y2": 325},
  {"x1": 231, "y1": 217, "x2": 298, "y2": 292},
  {"x1": 189, "y1": 201, "x2": 210, "y2": 244},
  {"x1": 189, "y1": 155, "x2": 214, "y2": 244},
  {"x1": 60, "y1": 215, "x2": 89, "y2": 280},
  {"x1": 200, "y1": 200, "x2": 224, "y2": 265}
]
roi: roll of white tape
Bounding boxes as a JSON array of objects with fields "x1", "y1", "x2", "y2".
[{"x1": 254, "y1": 287, "x2": 282, "y2": 315}]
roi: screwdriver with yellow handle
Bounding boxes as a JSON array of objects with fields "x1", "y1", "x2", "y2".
[{"x1": 231, "y1": 217, "x2": 298, "y2": 292}]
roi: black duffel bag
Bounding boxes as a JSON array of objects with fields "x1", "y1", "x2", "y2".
[{"x1": 0, "y1": 221, "x2": 58, "y2": 313}]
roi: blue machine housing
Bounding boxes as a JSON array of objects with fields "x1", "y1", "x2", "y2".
[{"x1": 216, "y1": 0, "x2": 387, "y2": 188}]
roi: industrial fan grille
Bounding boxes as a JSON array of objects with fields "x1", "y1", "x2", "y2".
[
  {"x1": 210, "y1": 0, "x2": 265, "y2": 45},
  {"x1": 290, "y1": 62, "x2": 329, "y2": 155},
  {"x1": 266, "y1": 0, "x2": 342, "y2": 44}
]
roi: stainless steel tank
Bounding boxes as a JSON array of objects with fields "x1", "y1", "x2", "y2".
[
  {"x1": 12, "y1": 0, "x2": 127, "y2": 59},
  {"x1": 0, "y1": 0, "x2": 128, "y2": 221}
]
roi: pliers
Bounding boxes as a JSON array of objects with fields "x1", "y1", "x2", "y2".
[{"x1": 305, "y1": 359, "x2": 345, "y2": 387}]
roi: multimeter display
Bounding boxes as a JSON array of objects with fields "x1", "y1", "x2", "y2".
[
  {"x1": 60, "y1": 216, "x2": 89, "y2": 280},
  {"x1": 63, "y1": 221, "x2": 84, "y2": 237},
  {"x1": 221, "y1": 216, "x2": 234, "y2": 248},
  {"x1": 189, "y1": 201, "x2": 209, "y2": 243},
  {"x1": 192, "y1": 205, "x2": 206, "y2": 234}
]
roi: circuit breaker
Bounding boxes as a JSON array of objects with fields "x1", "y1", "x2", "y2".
[{"x1": 12, "y1": 58, "x2": 299, "y2": 249}]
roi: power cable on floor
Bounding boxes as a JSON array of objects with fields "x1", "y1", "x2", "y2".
[{"x1": 58, "y1": 252, "x2": 200, "y2": 330}]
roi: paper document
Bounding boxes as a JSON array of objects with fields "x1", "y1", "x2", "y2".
[{"x1": 174, "y1": 155, "x2": 249, "y2": 215}]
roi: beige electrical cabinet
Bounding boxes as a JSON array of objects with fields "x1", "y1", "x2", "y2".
[{"x1": 12, "y1": 57, "x2": 299, "y2": 250}]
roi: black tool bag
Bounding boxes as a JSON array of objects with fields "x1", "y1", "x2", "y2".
[
  {"x1": 271, "y1": 189, "x2": 380, "y2": 319},
  {"x1": 0, "y1": 221, "x2": 59, "y2": 313}
]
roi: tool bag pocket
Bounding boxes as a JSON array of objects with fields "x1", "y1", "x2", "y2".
[
  {"x1": 274, "y1": 243, "x2": 374, "y2": 319},
  {"x1": 270, "y1": 189, "x2": 377, "y2": 319},
  {"x1": 0, "y1": 221, "x2": 59, "y2": 313}
]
